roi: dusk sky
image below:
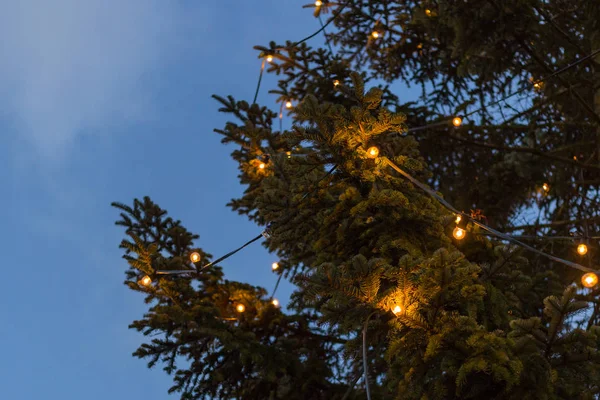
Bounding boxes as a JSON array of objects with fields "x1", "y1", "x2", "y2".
[{"x1": 0, "y1": 1, "x2": 418, "y2": 398}]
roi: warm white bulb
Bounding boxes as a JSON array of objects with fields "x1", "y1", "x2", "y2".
[
  {"x1": 140, "y1": 275, "x2": 152, "y2": 287},
  {"x1": 190, "y1": 252, "x2": 201, "y2": 263},
  {"x1": 371, "y1": 31, "x2": 380, "y2": 39},
  {"x1": 453, "y1": 227, "x2": 466, "y2": 240},
  {"x1": 455, "y1": 215, "x2": 462, "y2": 224},
  {"x1": 577, "y1": 244, "x2": 588, "y2": 256},
  {"x1": 392, "y1": 305, "x2": 402, "y2": 315},
  {"x1": 542, "y1": 183, "x2": 550, "y2": 193},
  {"x1": 582, "y1": 272, "x2": 598, "y2": 288},
  {"x1": 285, "y1": 101, "x2": 293, "y2": 109},
  {"x1": 452, "y1": 117, "x2": 462, "y2": 127},
  {"x1": 272, "y1": 298, "x2": 279, "y2": 307},
  {"x1": 425, "y1": 9, "x2": 432, "y2": 16},
  {"x1": 258, "y1": 162, "x2": 266, "y2": 170},
  {"x1": 266, "y1": 55, "x2": 273, "y2": 63},
  {"x1": 315, "y1": 0, "x2": 322, "y2": 6},
  {"x1": 333, "y1": 79, "x2": 340, "y2": 87},
  {"x1": 366, "y1": 146, "x2": 379, "y2": 159},
  {"x1": 272, "y1": 262, "x2": 280, "y2": 270},
  {"x1": 236, "y1": 304, "x2": 246, "y2": 313}
]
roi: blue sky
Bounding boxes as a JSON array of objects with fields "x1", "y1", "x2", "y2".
[{"x1": 0, "y1": 1, "x2": 329, "y2": 398}]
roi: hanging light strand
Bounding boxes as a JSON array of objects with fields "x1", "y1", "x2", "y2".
[{"x1": 383, "y1": 157, "x2": 599, "y2": 274}]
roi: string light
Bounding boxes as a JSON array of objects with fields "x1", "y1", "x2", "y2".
[
  {"x1": 452, "y1": 116, "x2": 462, "y2": 127},
  {"x1": 392, "y1": 305, "x2": 402, "y2": 315},
  {"x1": 286, "y1": 151, "x2": 292, "y2": 159},
  {"x1": 272, "y1": 298, "x2": 280, "y2": 307},
  {"x1": 577, "y1": 243, "x2": 588, "y2": 256},
  {"x1": 453, "y1": 226, "x2": 466, "y2": 240},
  {"x1": 272, "y1": 261, "x2": 280, "y2": 270},
  {"x1": 285, "y1": 100, "x2": 293, "y2": 109},
  {"x1": 425, "y1": 9, "x2": 432, "y2": 16},
  {"x1": 366, "y1": 146, "x2": 379, "y2": 159},
  {"x1": 258, "y1": 162, "x2": 266, "y2": 169},
  {"x1": 333, "y1": 79, "x2": 340, "y2": 87},
  {"x1": 455, "y1": 215, "x2": 462, "y2": 224},
  {"x1": 582, "y1": 272, "x2": 598, "y2": 288},
  {"x1": 542, "y1": 183, "x2": 550, "y2": 193},
  {"x1": 139, "y1": 275, "x2": 152, "y2": 287},
  {"x1": 190, "y1": 251, "x2": 201, "y2": 263},
  {"x1": 266, "y1": 55, "x2": 273, "y2": 63},
  {"x1": 315, "y1": 0, "x2": 322, "y2": 6},
  {"x1": 371, "y1": 31, "x2": 380, "y2": 39},
  {"x1": 236, "y1": 304, "x2": 246, "y2": 313}
]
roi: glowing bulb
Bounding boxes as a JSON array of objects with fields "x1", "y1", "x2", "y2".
[
  {"x1": 425, "y1": 9, "x2": 432, "y2": 16},
  {"x1": 533, "y1": 81, "x2": 544, "y2": 90},
  {"x1": 371, "y1": 31, "x2": 380, "y2": 39},
  {"x1": 416, "y1": 43, "x2": 423, "y2": 49},
  {"x1": 542, "y1": 183, "x2": 550, "y2": 193},
  {"x1": 266, "y1": 55, "x2": 273, "y2": 63},
  {"x1": 285, "y1": 101, "x2": 293, "y2": 109},
  {"x1": 577, "y1": 244, "x2": 588, "y2": 256},
  {"x1": 236, "y1": 304, "x2": 246, "y2": 313},
  {"x1": 259, "y1": 162, "x2": 266, "y2": 170},
  {"x1": 453, "y1": 226, "x2": 466, "y2": 240},
  {"x1": 392, "y1": 305, "x2": 402, "y2": 315},
  {"x1": 455, "y1": 215, "x2": 462, "y2": 224},
  {"x1": 315, "y1": 0, "x2": 322, "y2": 6},
  {"x1": 452, "y1": 117, "x2": 462, "y2": 127},
  {"x1": 366, "y1": 146, "x2": 379, "y2": 159},
  {"x1": 190, "y1": 252, "x2": 201, "y2": 263},
  {"x1": 272, "y1": 298, "x2": 279, "y2": 307},
  {"x1": 582, "y1": 272, "x2": 598, "y2": 288},
  {"x1": 139, "y1": 275, "x2": 152, "y2": 287},
  {"x1": 286, "y1": 151, "x2": 292, "y2": 159},
  {"x1": 333, "y1": 79, "x2": 340, "y2": 87},
  {"x1": 272, "y1": 262, "x2": 280, "y2": 271}
]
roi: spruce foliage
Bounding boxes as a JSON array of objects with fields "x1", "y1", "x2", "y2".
[{"x1": 113, "y1": 1, "x2": 600, "y2": 398}]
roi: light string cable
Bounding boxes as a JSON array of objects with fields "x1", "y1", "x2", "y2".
[
  {"x1": 383, "y1": 157, "x2": 600, "y2": 274},
  {"x1": 252, "y1": 0, "x2": 351, "y2": 104}
]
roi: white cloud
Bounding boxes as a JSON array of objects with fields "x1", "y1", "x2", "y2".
[{"x1": 0, "y1": 0, "x2": 186, "y2": 162}]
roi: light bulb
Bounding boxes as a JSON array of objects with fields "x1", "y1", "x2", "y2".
[
  {"x1": 190, "y1": 252, "x2": 201, "y2": 263},
  {"x1": 333, "y1": 79, "x2": 340, "y2": 87},
  {"x1": 455, "y1": 215, "x2": 462, "y2": 224},
  {"x1": 258, "y1": 162, "x2": 266, "y2": 170},
  {"x1": 236, "y1": 304, "x2": 246, "y2": 313},
  {"x1": 577, "y1": 244, "x2": 588, "y2": 256},
  {"x1": 452, "y1": 117, "x2": 462, "y2": 127},
  {"x1": 366, "y1": 146, "x2": 379, "y2": 159},
  {"x1": 542, "y1": 183, "x2": 550, "y2": 193},
  {"x1": 272, "y1": 298, "x2": 279, "y2": 307},
  {"x1": 266, "y1": 55, "x2": 273, "y2": 63},
  {"x1": 582, "y1": 272, "x2": 598, "y2": 288},
  {"x1": 285, "y1": 101, "x2": 293, "y2": 109},
  {"x1": 425, "y1": 9, "x2": 432, "y2": 16},
  {"x1": 315, "y1": 0, "x2": 322, "y2": 6},
  {"x1": 140, "y1": 275, "x2": 152, "y2": 287},
  {"x1": 453, "y1": 226, "x2": 466, "y2": 240},
  {"x1": 533, "y1": 81, "x2": 544, "y2": 90},
  {"x1": 272, "y1": 262, "x2": 280, "y2": 271},
  {"x1": 392, "y1": 305, "x2": 402, "y2": 315},
  {"x1": 286, "y1": 151, "x2": 292, "y2": 159},
  {"x1": 371, "y1": 31, "x2": 380, "y2": 39}
]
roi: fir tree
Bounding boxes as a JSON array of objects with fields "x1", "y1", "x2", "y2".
[{"x1": 113, "y1": 2, "x2": 600, "y2": 399}]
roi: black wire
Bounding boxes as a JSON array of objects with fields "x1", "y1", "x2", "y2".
[
  {"x1": 199, "y1": 233, "x2": 264, "y2": 271},
  {"x1": 252, "y1": 61, "x2": 266, "y2": 105},
  {"x1": 270, "y1": 273, "x2": 283, "y2": 299},
  {"x1": 282, "y1": 0, "x2": 351, "y2": 50},
  {"x1": 319, "y1": 14, "x2": 335, "y2": 54}
]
